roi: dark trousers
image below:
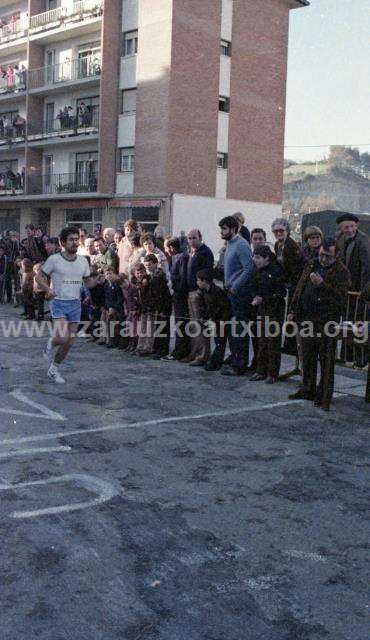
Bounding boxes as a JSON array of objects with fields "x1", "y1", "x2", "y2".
[
  {"x1": 301, "y1": 330, "x2": 337, "y2": 407},
  {"x1": 249, "y1": 315, "x2": 259, "y2": 371},
  {"x1": 24, "y1": 294, "x2": 35, "y2": 319},
  {"x1": 208, "y1": 321, "x2": 228, "y2": 368},
  {"x1": 35, "y1": 292, "x2": 45, "y2": 321},
  {"x1": 0, "y1": 274, "x2": 5, "y2": 302},
  {"x1": 228, "y1": 293, "x2": 250, "y2": 372},
  {"x1": 256, "y1": 321, "x2": 282, "y2": 378},
  {"x1": 173, "y1": 297, "x2": 191, "y2": 359},
  {"x1": 153, "y1": 314, "x2": 171, "y2": 357}
]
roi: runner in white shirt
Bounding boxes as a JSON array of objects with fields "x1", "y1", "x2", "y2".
[{"x1": 35, "y1": 226, "x2": 102, "y2": 383}]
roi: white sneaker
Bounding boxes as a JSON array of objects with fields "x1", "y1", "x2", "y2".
[
  {"x1": 47, "y1": 363, "x2": 65, "y2": 384},
  {"x1": 43, "y1": 338, "x2": 55, "y2": 366},
  {"x1": 77, "y1": 330, "x2": 90, "y2": 338}
]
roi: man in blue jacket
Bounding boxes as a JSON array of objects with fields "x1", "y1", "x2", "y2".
[{"x1": 219, "y1": 216, "x2": 254, "y2": 375}]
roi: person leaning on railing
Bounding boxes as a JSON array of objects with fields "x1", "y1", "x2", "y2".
[{"x1": 336, "y1": 213, "x2": 370, "y2": 367}]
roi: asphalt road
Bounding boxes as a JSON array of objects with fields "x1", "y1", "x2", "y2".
[{"x1": 0, "y1": 307, "x2": 368, "y2": 640}]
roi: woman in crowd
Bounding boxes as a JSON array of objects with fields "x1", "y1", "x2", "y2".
[{"x1": 301, "y1": 226, "x2": 323, "y2": 263}]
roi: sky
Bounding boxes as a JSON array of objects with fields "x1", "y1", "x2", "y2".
[{"x1": 285, "y1": 0, "x2": 370, "y2": 162}]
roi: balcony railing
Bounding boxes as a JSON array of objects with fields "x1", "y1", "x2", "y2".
[
  {"x1": 30, "y1": 0, "x2": 103, "y2": 32},
  {"x1": 0, "y1": 69, "x2": 27, "y2": 96},
  {"x1": 28, "y1": 56, "x2": 101, "y2": 90},
  {"x1": 28, "y1": 172, "x2": 98, "y2": 195},
  {"x1": 0, "y1": 17, "x2": 28, "y2": 44},
  {"x1": 28, "y1": 107, "x2": 99, "y2": 140},
  {"x1": 0, "y1": 125, "x2": 26, "y2": 145}
]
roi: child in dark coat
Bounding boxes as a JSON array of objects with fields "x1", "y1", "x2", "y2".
[
  {"x1": 20, "y1": 258, "x2": 35, "y2": 319},
  {"x1": 103, "y1": 266, "x2": 124, "y2": 348},
  {"x1": 196, "y1": 268, "x2": 231, "y2": 371},
  {"x1": 249, "y1": 245, "x2": 286, "y2": 384},
  {"x1": 136, "y1": 254, "x2": 172, "y2": 357}
]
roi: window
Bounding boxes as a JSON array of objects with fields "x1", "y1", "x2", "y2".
[
  {"x1": 120, "y1": 147, "x2": 135, "y2": 172},
  {"x1": 44, "y1": 155, "x2": 53, "y2": 192},
  {"x1": 116, "y1": 207, "x2": 159, "y2": 233},
  {"x1": 45, "y1": 103, "x2": 54, "y2": 132},
  {"x1": 76, "y1": 95, "x2": 100, "y2": 126},
  {"x1": 123, "y1": 31, "x2": 138, "y2": 57},
  {"x1": 0, "y1": 110, "x2": 19, "y2": 123},
  {"x1": 217, "y1": 152, "x2": 228, "y2": 169},
  {"x1": 75, "y1": 151, "x2": 98, "y2": 186},
  {"x1": 0, "y1": 159, "x2": 18, "y2": 173},
  {"x1": 121, "y1": 89, "x2": 136, "y2": 115},
  {"x1": 65, "y1": 208, "x2": 102, "y2": 234},
  {"x1": 220, "y1": 40, "x2": 231, "y2": 57},
  {"x1": 219, "y1": 96, "x2": 230, "y2": 113}
]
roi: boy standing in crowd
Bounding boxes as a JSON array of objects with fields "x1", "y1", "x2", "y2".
[
  {"x1": 103, "y1": 266, "x2": 124, "y2": 348},
  {"x1": 196, "y1": 269, "x2": 231, "y2": 371},
  {"x1": 249, "y1": 246, "x2": 286, "y2": 384}
]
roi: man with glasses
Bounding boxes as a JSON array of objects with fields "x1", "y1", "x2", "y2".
[
  {"x1": 181, "y1": 229, "x2": 214, "y2": 366},
  {"x1": 287, "y1": 238, "x2": 351, "y2": 411}
]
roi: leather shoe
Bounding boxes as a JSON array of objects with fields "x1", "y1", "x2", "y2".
[
  {"x1": 288, "y1": 390, "x2": 314, "y2": 400},
  {"x1": 221, "y1": 367, "x2": 244, "y2": 377},
  {"x1": 249, "y1": 373, "x2": 266, "y2": 381},
  {"x1": 265, "y1": 376, "x2": 277, "y2": 384},
  {"x1": 204, "y1": 363, "x2": 222, "y2": 372},
  {"x1": 188, "y1": 359, "x2": 206, "y2": 367}
]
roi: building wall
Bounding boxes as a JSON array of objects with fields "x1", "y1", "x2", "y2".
[
  {"x1": 98, "y1": 0, "x2": 122, "y2": 194},
  {"x1": 133, "y1": 0, "x2": 173, "y2": 195},
  {"x1": 171, "y1": 193, "x2": 281, "y2": 254},
  {"x1": 166, "y1": 0, "x2": 221, "y2": 197},
  {"x1": 227, "y1": 0, "x2": 290, "y2": 204}
]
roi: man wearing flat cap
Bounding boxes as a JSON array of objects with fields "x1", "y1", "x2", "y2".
[
  {"x1": 336, "y1": 213, "x2": 370, "y2": 366},
  {"x1": 336, "y1": 213, "x2": 370, "y2": 294}
]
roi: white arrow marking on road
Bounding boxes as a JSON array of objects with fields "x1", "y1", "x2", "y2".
[
  {"x1": 0, "y1": 389, "x2": 66, "y2": 422},
  {"x1": 0, "y1": 473, "x2": 118, "y2": 519}
]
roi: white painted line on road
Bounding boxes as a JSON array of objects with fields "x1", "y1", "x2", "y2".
[
  {"x1": 0, "y1": 446, "x2": 71, "y2": 460},
  {"x1": 0, "y1": 389, "x2": 66, "y2": 422},
  {"x1": 0, "y1": 473, "x2": 118, "y2": 519},
  {"x1": 0, "y1": 400, "x2": 305, "y2": 448},
  {"x1": 285, "y1": 550, "x2": 327, "y2": 563}
]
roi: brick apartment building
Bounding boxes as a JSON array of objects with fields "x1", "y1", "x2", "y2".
[{"x1": 0, "y1": 0, "x2": 307, "y2": 248}]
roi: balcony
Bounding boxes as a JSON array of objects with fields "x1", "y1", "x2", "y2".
[
  {"x1": 28, "y1": 56, "x2": 101, "y2": 94},
  {"x1": 0, "y1": 171, "x2": 24, "y2": 196},
  {"x1": 28, "y1": 107, "x2": 99, "y2": 145},
  {"x1": 29, "y1": 0, "x2": 103, "y2": 37},
  {"x1": 0, "y1": 17, "x2": 28, "y2": 45},
  {"x1": 0, "y1": 67, "x2": 27, "y2": 100},
  {"x1": 27, "y1": 172, "x2": 98, "y2": 195},
  {"x1": 0, "y1": 125, "x2": 26, "y2": 149}
]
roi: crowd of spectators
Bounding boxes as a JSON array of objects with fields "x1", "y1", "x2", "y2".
[{"x1": 0, "y1": 213, "x2": 369, "y2": 411}]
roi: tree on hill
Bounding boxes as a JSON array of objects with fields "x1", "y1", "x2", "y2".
[
  {"x1": 328, "y1": 146, "x2": 361, "y2": 171},
  {"x1": 360, "y1": 152, "x2": 370, "y2": 171}
]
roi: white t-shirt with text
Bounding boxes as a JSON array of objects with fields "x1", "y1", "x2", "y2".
[{"x1": 42, "y1": 253, "x2": 90, "y2": 301}]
